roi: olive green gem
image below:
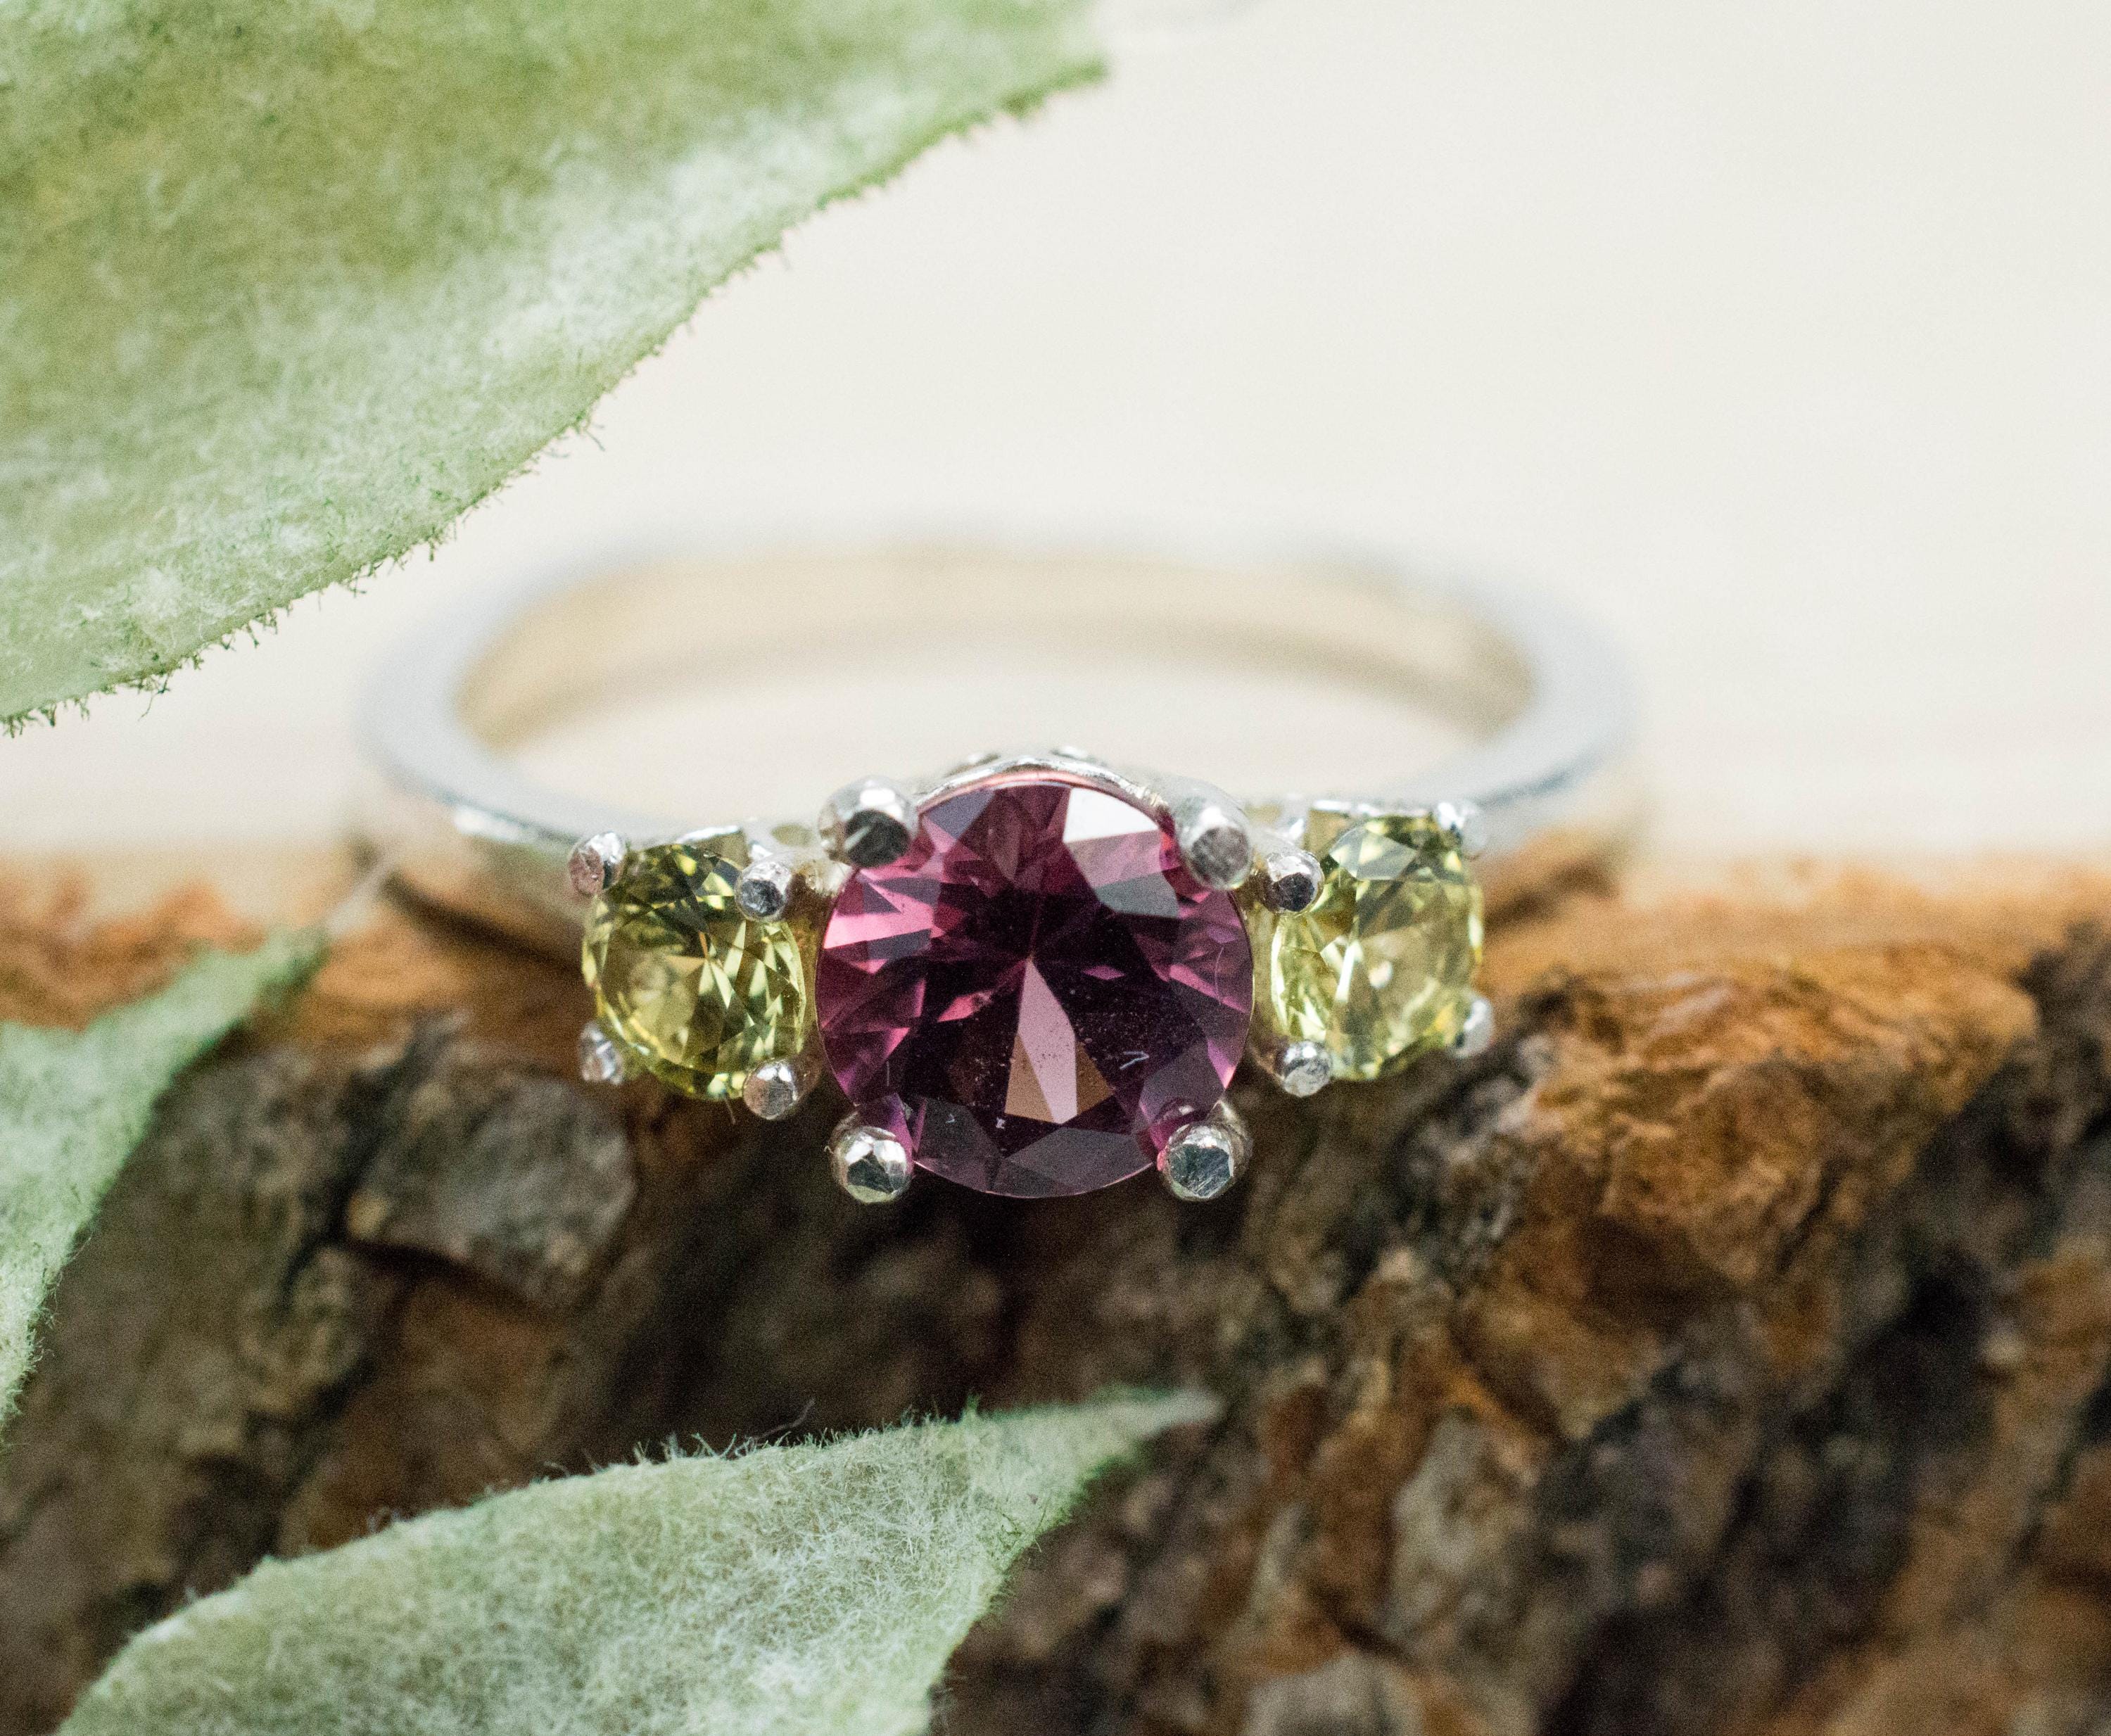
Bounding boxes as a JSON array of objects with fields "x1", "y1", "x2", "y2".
[
  {"x1": 581, "y1": 840, "x2": 810, "y2": 1100},
  {"x1": 1253, "y1": 811, "x2": 1485, "y2": 1080}
]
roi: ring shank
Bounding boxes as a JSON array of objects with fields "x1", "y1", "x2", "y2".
[{"x1": 357, "y1": 539, "x2": 1639, "y2": 953}]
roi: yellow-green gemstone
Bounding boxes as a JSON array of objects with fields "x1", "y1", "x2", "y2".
[
  {"x1": 581, "y1": 840, "x2": 810, "y2": 1099},
  {"x1": 1253, "y1": 811, "x2": 1485, "y2": 1080}
]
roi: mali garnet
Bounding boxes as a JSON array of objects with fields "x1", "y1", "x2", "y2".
[{"x1": 815, "y1": 771, "x2": 1253, "y2": 1197}]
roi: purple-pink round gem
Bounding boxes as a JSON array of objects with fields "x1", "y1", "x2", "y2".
[{"x1": 816, "y1": 771, "x2": 1254, "y2": 1198}]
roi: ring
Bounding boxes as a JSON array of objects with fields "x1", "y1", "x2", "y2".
[{"x1": 359, "y1": 536, "x2": 1636, "y2": 1203}]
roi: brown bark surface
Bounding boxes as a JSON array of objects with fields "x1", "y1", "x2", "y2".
[{"x1": 5, "y1": 862, "x2": 2111, "y2": 1735}]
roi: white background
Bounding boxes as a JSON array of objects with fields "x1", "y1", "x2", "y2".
[{"x1": 6, "y1": 0, "x2": 2108, "y2": 856}]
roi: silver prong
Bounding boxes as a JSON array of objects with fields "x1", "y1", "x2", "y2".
[
  {"x1": 1431, "y1": 800, "x2": 1488, "y2": 860},
  {"x1": 742, "y1": 1054, "x2": 816, "y2": 1121},
  {"x1": 1257, "y1": 847, "x2": 1325, "y2": 913},
  {"x1": 829, "y1": 1116, "x2": 913, "y2": 1204},
  {"x1": 1257, "y1": 1037, "x2": 1333, "y2": 1098},
  {"x1": 1174, "y1": 793, "x2": 1255, "y2": 892},
  {"x1": 566, "y1": 832, "x2": 628, "y2": 898},
  {"x1": 820, "y1": 778, "x2": 918, "y2": 870},
  {"x1": 1159, "y1": 1098, "x2": 1250, "y2": 1202},
  {"x1": 1450, "y1": 994, "x2": 1496, "y2": 1058},
  {"x1": 735, "y1": 853, "x2": 796, "y2": 922},
  {"x1": 578, "y1": 1020, "x2": 630, "y2": 1086}
]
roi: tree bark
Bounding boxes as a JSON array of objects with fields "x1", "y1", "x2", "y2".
[{"x1": 4, "y1": 864, "x2": 2111, "y2": 1736}]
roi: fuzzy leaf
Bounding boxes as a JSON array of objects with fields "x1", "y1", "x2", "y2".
[
  {"x1": 0, "y1": 0, "x2": 1103, "y2": 726},
  {"x1": 0, "y1": 931, "x2": 324, "y2": 1434},
  {"x1": 62, "y1": 1393, "x2": 1212, "y2": 1736}
]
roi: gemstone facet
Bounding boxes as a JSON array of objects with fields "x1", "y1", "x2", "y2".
[
  {"x1": 815, "y1": 771, "x2": 1254, "y2": 1197},
  {"x1": 1251, "y1": 810, "x2": 1484, "y2": 1080},
  {"x1": 582, "y1": 839, "x2": 811, "y2": 1099}
]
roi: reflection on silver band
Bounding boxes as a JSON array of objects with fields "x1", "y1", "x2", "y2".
[{"x1": 356, "y1": 535, "x2": 1640, "y2": 953}]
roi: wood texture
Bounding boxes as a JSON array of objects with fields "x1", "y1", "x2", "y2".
[{"x1": 4, "y1": 865, "x2": 2111, "y2": 1735}]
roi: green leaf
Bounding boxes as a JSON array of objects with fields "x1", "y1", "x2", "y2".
[
  {"x1": 0, "y1": 1, "x2": 1103, "y2": 726},
  {"x1": 0, "y1": 931, "x2": 324, "y2": 1435},
  {"x1": 61, "y1": 1393, "x2": 1213, "y2": 1736}
]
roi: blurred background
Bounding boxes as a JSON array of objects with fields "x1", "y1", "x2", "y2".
[{"x1": 6, "y1": 0, "x2": 2107, "y2": 856}]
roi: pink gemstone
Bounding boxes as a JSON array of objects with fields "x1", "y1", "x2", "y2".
[{"x1": 816, "y1": 771, "x2": 1254, "y2": 1197}]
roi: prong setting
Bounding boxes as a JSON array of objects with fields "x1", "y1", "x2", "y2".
[
  {"x1": 1174, "y1": 792, "x2": 1255, "y2": 892},
  {"x1": 1159, "y1": 1098, "x2": 1250, "y2": 1202},
  {"x1": 577, "y1": 1019, "x2": 630, "y2": 1086},
  {"x1": 578, "y1": 752, "x2": 1481, "y2": 1185},
  {"x1": 566, "y1": 832, "x2": 628, "y2": 899},
  {"x1": 1450, "y1": 993, "x2": 1497, "y2": 1058},
  {"x1": 1257, "y1": 846, "x2": 1325, "y2": 913},
  {"x1": 735, "y1": 852, "x2": 796, "y2": 922},
  {"x1": 742, "y1": 1053, "x2": 816, "y2": 1121},
  {"x1": 1259, "y1": 1037, "x2": 1333, "y2": 1098},
  {"x1": 1432, "y1": 799, "x2": 1488, "y2": 860},
  {"x1": 820, "y1": 778, "x2": 918, "y2": 870},
  {"x1": 829, "y1": 1117, "x2": 913, "y2": 1204}
]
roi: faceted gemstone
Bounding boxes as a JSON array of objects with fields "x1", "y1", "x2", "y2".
[
  {"x1": 581, "y1": 839, "x2": 811, "y2": 1099},
  {"x1": 1252, "y1": 810, "x2": 1483, "y2": 1080},
  {"x1": 815, "y1": 773, "x2": 1253, "y2": 1198}
]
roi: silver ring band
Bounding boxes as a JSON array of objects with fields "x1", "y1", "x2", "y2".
[{"x1": 356, "y1": 534, "x2": 1639, "y2": 953}]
